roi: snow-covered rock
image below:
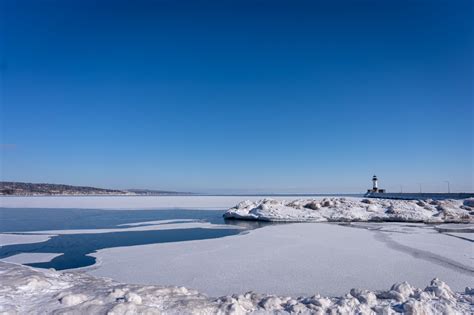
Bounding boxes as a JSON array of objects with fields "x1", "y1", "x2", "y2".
[
  {"x1": 224, "y1": 198, "x2": 473, "y2": 223},
  {"x1": 0, "y1": 262, "x2": 471, "y2": 314}
]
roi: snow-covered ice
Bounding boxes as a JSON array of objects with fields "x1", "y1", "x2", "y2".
[
  {"x1": 1, "y1": 196, "x2": 473, "y2": 314},
  {"x1": 0, "y1": 261, "x2": 472, "y2": 314},
  {"x1": 3, "y1": 219, "x2": 239, "y2": 236},
  {"x1": 88, "y1": 222, "x2": 473, "y2": 297},
  {"x1": 224, "y1": 197, "x2": 474, "y2": 223},
  {"x1": 0, "y1": 233, "x2": 53, "y2": 246},
  {"x1": 0, "y1": 195, "x2": 305, "y2": 210},
  {"x1": 1, "y1": 253, "x2": 63, "y2": 265}
]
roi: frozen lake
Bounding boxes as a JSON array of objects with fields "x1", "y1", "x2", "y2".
[
  {"x1": 0, "y1": 196, "x2": 472, "y2": 297},
  {"x1": 0, "y1": 207, "x2": 271, "y2": 269}
]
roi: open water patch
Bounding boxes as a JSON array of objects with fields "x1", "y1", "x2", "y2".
[
  {"x1": 0, "y1": 228, "x2": 241, "y2": 270},
  {"x1": 0, "y1": 207, "x2": 277, "y2": 270}
]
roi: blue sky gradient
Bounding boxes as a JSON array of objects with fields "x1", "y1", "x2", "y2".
[{"x1": 1, "y1": 0, "x2": 472, "y2": 193}]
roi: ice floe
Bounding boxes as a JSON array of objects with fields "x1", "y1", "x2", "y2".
[
  {"x1": 8, "y1": 219, "x2": 237, "y2": 236},
  {"x1": 0, "y1": 233, "x2": 53, "y2": 246},
  {"x1": 1, "y1": 253, "x2": 63, "y2": 265},
  {"x1": 0, "y1": 261, "x2": 471, "y2": 314},
  {"x1": 224, "y1": 198, "x2": 474, "y2": 223}
]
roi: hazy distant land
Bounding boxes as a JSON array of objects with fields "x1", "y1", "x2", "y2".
[{"x1": 0, "y1": 182, "x2": 190, "y2": 196}]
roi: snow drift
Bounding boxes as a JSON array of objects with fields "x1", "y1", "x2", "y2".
[
  {"x1": 0, "y1": 262, "x2": 472, "y2": 314},
  {"x1": 223, "y1": 198, "x2": 474, "y2": 223}
]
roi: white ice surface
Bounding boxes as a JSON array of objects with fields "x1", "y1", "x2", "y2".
[
  {"x1": 0, "y1": 233, "x2": 53, "y2": 246},
  {"x1": 369, "y1": 224, "x2": 473, "y2": 273},
  {"x1": 448, "y1": 232, "x2": 474, "y2": 241},
  {"x1": 1, "y1": 253, "x2": 62, "y2": 264},
  {"x1": 15, "y1": 220, "x2": 239, "y2": 236},
  {"x1": 88, "y1": 222, "x2": 473, "y2": 297},
  {"x1": 0, "y1": 196, "x2": 311, "y2": 210},
  {"x1": 117, "y1": 219, "x2": 196, "y2": 226},
  {"x1": 0, "y1": 234, "x2": 59, "y2": 266}
]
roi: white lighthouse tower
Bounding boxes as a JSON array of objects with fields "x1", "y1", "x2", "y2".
[{"x1": 372, "y1": 175, "x2": 378, "y2": 191}]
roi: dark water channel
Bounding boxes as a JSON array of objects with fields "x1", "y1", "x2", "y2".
[{"x1": 0, "y1": 208, "x2": 271, "y2": 270}]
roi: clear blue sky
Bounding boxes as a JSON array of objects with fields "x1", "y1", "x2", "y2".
[{"x1": 1, "y1": 0, "x2": 472, "y2": 193}]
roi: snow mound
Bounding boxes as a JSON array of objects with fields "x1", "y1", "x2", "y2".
[
  {"x1": 0, "y1": 262, "x2": 472, "y2": 314},
  {"x1": 223, "y1": 198, "x2": 473, "y2": 223}
]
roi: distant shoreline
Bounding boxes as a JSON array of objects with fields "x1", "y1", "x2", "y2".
[
  {"x1": 0, "y1": 193, "x2": 364, "y2": 197},
  {"x1": 0, "y1": 181, "x2": 190, "y2": 197}
]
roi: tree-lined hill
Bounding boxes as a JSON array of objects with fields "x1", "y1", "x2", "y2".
[{"x1": 0, "y1": 182, "x2": 188, "y2": 196}]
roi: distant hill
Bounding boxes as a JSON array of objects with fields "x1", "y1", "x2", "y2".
[
  {"x1": 0, "y1": 182, "x2": 190, "y2": 196},
  {"x1": 127, "y1": 188, "x2": 193, "y2": 195}
]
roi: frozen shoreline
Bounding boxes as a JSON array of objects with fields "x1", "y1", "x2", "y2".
[
  {"x1": 1, "y1": 196, "x2": 473, "y2": 313},
  {"x1": 224, "y1": 198, "x2": 474, "y2": 223},
  {"x1": 0, "y1": 261, "x2": 472, "y2": 314}
]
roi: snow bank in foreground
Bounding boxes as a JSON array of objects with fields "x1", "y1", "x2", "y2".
[
  {"x1": 224, "y1": 198, "x2": 474, "y2": 223},
  {"x1": 0, "y1": 262, "x2": 472, "y2": 314}
]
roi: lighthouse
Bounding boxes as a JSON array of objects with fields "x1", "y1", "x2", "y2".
[
  {"x1": 366, "y1": 175, "x2": 385, "y2": 195},
  {"x1": 372, "y1": 175, "x2": 378, "y2": 190}
]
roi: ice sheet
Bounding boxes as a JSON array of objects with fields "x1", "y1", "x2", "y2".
[
  {"x1": 0, "y1": 234, "x2": 53, "y2": 246},
  {"x1": 0, "y1": 195, "x2": 318, "y2": 210},
  {"x1": 1, "y1": 253, "x2": 62, "y2": 264},
  {"x1": 88, "y1": 223, "x2": 473, "y2": 297}
]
